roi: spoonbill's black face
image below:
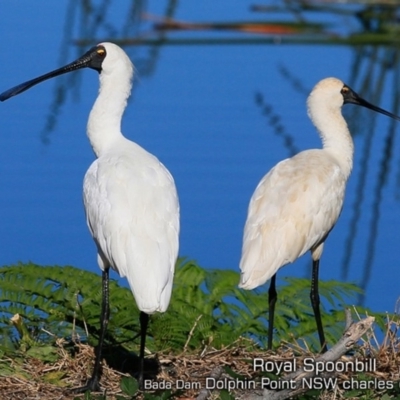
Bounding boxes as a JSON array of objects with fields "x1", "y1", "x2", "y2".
[
  {"x1": 0, "y1": 45, "x2": 107, "y2": 102},
  {"x1": 341, "y1": 84, "x2": 400, "y2": 121},
  {"x1": 84, "y1": 45, "x2": 107, "y2": 72}
]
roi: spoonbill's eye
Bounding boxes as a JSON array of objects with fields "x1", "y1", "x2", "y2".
[
  {"x1": 340, "y1": 86, "x2": 349, "y2": 95},
  {"x1": 96, "y1": 47, "x2": 106, "y2": 57}
]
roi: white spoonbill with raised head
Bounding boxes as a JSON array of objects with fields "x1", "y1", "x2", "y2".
[
  {"x1": 239, "y1": 77, "x2": 400, "y2": 352},
  {"x1": 0, "y1": 43, "x2": 179, "y2": 391}
]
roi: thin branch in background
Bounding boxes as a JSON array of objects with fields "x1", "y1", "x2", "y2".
[
  {"x1": 251, "y1": 2, "x2": 362, "y2": 17},
  {"x1": 139, "y1": 0, "x2": 179, "y2": 77},
  {"x1": 38, "y1": 1, "x2": 400, "y2": 142},
  {"x1": 40, "y1": 0, "x2": 79, "y2": 144},
  {"x1": 278, "y1": 63, "x2": 309, "y2": 96},
  {"x1": 254, "y1": 92, "x2": 299, "y2": 157},
  {"x1": 340, "y1": 48, "x2": 365, "y2": 281},
  {"x1": 359, "y1": 115, "x2": 390, "y2": 305},
  {"x1": 121, "y1": 0, "x2": 146, "y2": 37},
  {"x1": 340, "y1": 46, "x2": 379, "y2": 282},
  {"x1": 40, "y1": 0, "x2": 115, "y2": 143},
  {"x1": 341, "y1": 45, "x2": 398, "y2": 295},
  {"x1": 80, "y1": 0, "x2": 115, "y2": 39},
  {"x1": 121, "y1": 1, "x2": 154, "y2": 75},
  {"x1": 357, "y1": 49, "x2": 398, "y2": 305},
  {"x1": 40, "y1": 1, "x2": 177, "y2": 141}
]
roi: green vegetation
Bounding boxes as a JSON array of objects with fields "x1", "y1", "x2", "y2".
[
  {"x1": 0, "y1": 259, "x2": 378, "y2": 352},
  {"x1": 0, "y1": 260, "x2": 396, "y2": 399}
]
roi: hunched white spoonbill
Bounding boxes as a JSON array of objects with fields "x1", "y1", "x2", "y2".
[
  {"x1": 0, "y1": 43, "x2": 180, "y2": 390},
  {"x1": 239, "y1": 77, "x2": 400, "y2": 352}
]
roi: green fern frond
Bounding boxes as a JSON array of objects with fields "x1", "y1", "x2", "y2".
[{"x1": 0, "y1": 260, "x2": 387, "y2": 355}]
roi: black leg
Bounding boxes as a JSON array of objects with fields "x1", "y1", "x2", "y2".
[
  {"x1": 73, "y1": 267, "x2": 110, "y2": 393},
  {"x1": 267, "y1": 274, "x2": 277, "y2": 350},
  {"x1": 138, "y1": 312, "x2": 149, "y2": 389},
  {"x1": 310, "y1": 259, "x2": 327, "y2": 353}
]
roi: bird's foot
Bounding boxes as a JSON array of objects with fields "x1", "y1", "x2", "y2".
[{"x1": 71, "y1": 375, "x2": 101, "y2": 394}]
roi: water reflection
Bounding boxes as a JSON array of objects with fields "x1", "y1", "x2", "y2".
[
  {"x1": 36, "y1": 1, "x2": 400, "y2": 307},
  {"x1": 254, "y1": 91, "x2": 299, "y2": 157},
  {"x1": 343, "y1": 46, "x2": 400, "y2": 303}
]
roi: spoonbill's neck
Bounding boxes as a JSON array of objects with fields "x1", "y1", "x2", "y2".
[
  {"x1": 309, "y1": 103, "x2": 354, "y2": 180},
  {"x1": 87, "y1": 69, "x2": 132, "y2": 157}
]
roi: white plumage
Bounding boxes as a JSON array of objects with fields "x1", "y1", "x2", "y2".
[
  {"x1": 239, "y1": 77, "x2": 400, "y2": 351},
  {"x1": 83, "y1": 44, "x2": 179, "y2": 314},
  {"x1": 240, "y1": 78, "x2": 352, "y2": 289},
  {"x1": 239, "y1": 150, "x2": 346, "y2": 289},
  {"x1": 0, "y1": 42, "x2": 179, "y2": 390},
  {"x1": 84, "y1": 144, "x2": 179, "y2": 313},
  {"x1": 77, "y1": 43, "x2": 179, "y2": 388}
]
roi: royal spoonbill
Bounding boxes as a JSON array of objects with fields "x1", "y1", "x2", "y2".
[
  {"x1": 239, "y1": 77, "x2": 400, "y2": 352},
  {"x1": 0, "y1": 43, "x2": 180, "y2": 390}
]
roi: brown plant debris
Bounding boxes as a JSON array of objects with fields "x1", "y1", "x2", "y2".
[{"x1": 0, "y1": 316, "x2": 399, "y2": 400}]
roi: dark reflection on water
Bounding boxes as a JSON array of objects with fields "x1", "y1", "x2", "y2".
[
  {"x1": 254, "y1": 91, "x2": 299, "y2": 157},
  {"x1": 4, "y1": 1, "x2": 400, "y2": 309},
  {"x1": 342, "y1": 46, "x2": 400, "y2": 303}
]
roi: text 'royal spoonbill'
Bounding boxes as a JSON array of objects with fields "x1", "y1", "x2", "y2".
[
  {"x1": 0, "y1": 43, "x2": 180, "y2": 390},
  {"x1": 239, "y1": 77, "x2": 400, "y2": 352}
]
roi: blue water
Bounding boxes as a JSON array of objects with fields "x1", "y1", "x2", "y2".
[{"x1": 0, "y1": 2, "x2": 399, "y2": 314}]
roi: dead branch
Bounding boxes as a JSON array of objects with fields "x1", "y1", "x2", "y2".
[{"x1": 246, "y1": 313, "x2": 375, "y2": 400}]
